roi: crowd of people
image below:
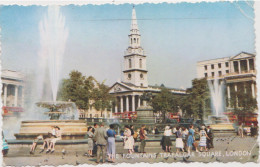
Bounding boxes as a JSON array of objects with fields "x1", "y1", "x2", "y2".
[
  {"x1": 86, "y1": 123, "x2": 148, "y2": 163},
  {"x1": 28, "y1": 121, "x2": 259, "y2": 163},
  {"x1": 160, "y1": 124, "x2": 214, "y2": 155}
]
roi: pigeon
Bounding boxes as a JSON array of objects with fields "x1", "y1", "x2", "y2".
[
  {"x1": 216, "y1": 157, "x2": 220, "y2": 162},
  {"x1": 211, "y1": 155, "x2": 214, "y2": 159},
  {"x1": 225, "y1": 148, "x2": 228, "y2": 151},
  {"x1": 174, "y1": 157, "x2": 177, "y2": 160},
  {"x1": 227, "y1": 142, "x2": 229, "y2": 144},
  {"x1": 252, "y1": 155, "x2": 257, "y2": 159},
  {"x1": 62, "y1": 149, "x2": 66, "y2": 155},
  {"x1": 183, "y1": 157, "x2": 188, "y2": 162},
  {"x1": 76, "y1": 161, "x2": 80, "y2": 165},
  {"x1": 164, "y1": 157, "x2": 169, "y2": 161}
]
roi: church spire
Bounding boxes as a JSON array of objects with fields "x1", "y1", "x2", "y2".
[{"x1": 131, "y1": 5, "x2": 139, "y2": 34}]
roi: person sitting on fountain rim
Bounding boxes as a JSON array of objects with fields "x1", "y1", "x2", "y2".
[
  {"x1": 39, "y1": 126, "x2": 55, "y2": 153},
  {"x1": 30, "y1": 135, "x2": 44, "y2": 154},
  {"x1": 46, "y1": 126, "x2": 62, "y2": 153}
]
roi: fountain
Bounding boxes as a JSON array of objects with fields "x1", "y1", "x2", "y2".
[
  {"x1": 14, "y1": 6, "x2": 87, "y2": 140},
  {"x1": 207, "y1": 79, "x2": 234, "y2": 132}
]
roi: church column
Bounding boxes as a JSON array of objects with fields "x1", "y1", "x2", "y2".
[
  {"x1": 21, "y1": 86, "x2": 25, "y2": 107},
  {"x1": 247, "y1": 59, "x2": 250, "y2": 72},
  {"x1": 227, "y1": 84, "x2": 231, "y2": 107},
  {"x1": 132, "y1": 95, "x2": 135, "y2": 111},
  {"x1": 238, "y1": 61, "x2": 241, "y2": 74},
  {"x1": 120, "y1": 96, "x2": 123, "y2": 113},
  {"x1": 251, "y1": 82, "x2": 255, "y2": 98},
  {"x1": 115, "y1": 102, "x2": 118, "y2": 113},
  {"x1": 234, "y1": 84, "x2": 238, "y2": 107},
  {"x1": 138, "y1": 95, "x2": 141, "y2": 107},
  {"x1": 231, "y1": 61, "x2": 234, "y2": 73},
  {"x1": 126, "y1": 96, "x2": 129, "y2": 111},
  {"x1": 3, "y1": 84, "x2": 8, "y2": 106},
  {"x1": 14, "y1": 85, "x2": 18, "y2": 107}
]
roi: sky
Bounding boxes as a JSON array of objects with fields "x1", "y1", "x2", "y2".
[{"x1": 0, "y1": 1, "x2": 255, "y2": 89}]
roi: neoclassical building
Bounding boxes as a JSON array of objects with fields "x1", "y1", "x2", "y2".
[
  {"x1": 1, "y1": 70, "x2": 25, "y2": 107},
  {"x1": 197, "y1": 52, "x2": 256, "y2": 109},
  {"x1": 109, "y1": 7, "x2": 186, "y2": 114}
]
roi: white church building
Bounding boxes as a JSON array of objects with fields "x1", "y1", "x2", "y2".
[{"x1": 109, "y1": 7, "x2": 186, "y2": 113}]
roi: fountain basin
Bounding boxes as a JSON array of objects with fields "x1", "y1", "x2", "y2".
[
  {"x1": 14, "y1": 120, "x2": 87, "y2": 140},
  {"x1": 207, "y1": 115, "x2": 235, "y2": 132}
]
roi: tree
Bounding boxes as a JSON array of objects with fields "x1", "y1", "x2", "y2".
[
  {"x1": 151, "y1": 87, "x2": 175, "y2": 122},
  {"x1": 92, "y1": 81, "x2": 114, "y2": 117},
  {"x1": 188, "y1": 78, "x2": 210, "y2": 122},
  {"x1": 58, "y1": 70, "x2": 114, "y2": 118},
  {"x1": 230, "y1": 82, "x2": 257, "y2": 116},
  {"x1": 58, "y1": 71, "x2": 94, "y2": 109}
]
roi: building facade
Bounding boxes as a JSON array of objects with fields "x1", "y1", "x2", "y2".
[
  {"x1": 1, "y1": 70, "x2": 25, "y2": 107},
  {"x1": 109, "y1": 7, "x2": 186, "y2": 114},
  {"x1": 197, "y1": 52, "x2": 256, "y2": 109}
]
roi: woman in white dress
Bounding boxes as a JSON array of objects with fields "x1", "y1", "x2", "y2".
[
  {"x1": 124, "y1": 125, "x2": 133, "y2": 154},
  {"x1": 176, "y1": 127, "x2": 184, "y2": 153}
]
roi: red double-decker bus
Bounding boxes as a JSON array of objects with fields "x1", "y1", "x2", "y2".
[
  {"x1": 2, "y1": 106, "x2": 24, "y2": 117},
  {"x1": 113, "y1": 111, "x2": 137, "y2": 120}
]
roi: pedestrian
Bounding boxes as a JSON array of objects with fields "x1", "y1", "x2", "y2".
[
  {"x1": 206, "y1": 126, "x2": 214, "y2": 149},
  {"x1": 182, "y1": 127, "x2": 188, "y2": 152},
  {"x1": 130, "y1": 125, "x2": 135, "y2": 152},
  {"x1": 193, "y1": 128, "x2": 200, "y2": 152},
  {"x1": 238, "y1": 123, "x2": 243, "y2": 138},
  {"x1": 123, "y1": 125, "x2": 133, "y2": 154},
  {"x1": 94, "y1": 123, "x2": 108, "y2": 164},
  {"x1": 199, "y1": 126, "x2": 209, "y2": 152},
  {"x1": 154, "y1": 126, "x2": 160, "y2": 134},
  {"x1": 30, "y1": 135, "x2": 43, "y2": 154},
  {"x1": 133, "y1": 129, "x2": 139, "y2": 142},
  {"x1": 92, "y1": 123, "x2": 99, "y2": 155},
  {"x1": 163, "y1": 126, "x2": 173, "y2": 152},
  {"x1": 107, "y1": 124, "x2": 116, "y2": 163},
  {"x1": 176, "y1": 127, "x2": 184, "y2": 153},
  {"x1": 87, "y1": 126, "x2": 94, "y2": 157},
  {"x1": 139, "y1": 125, "x2": 147, "y2": 153},
  {"x1": 187, "y1": 125, "x2": 195, "y2": 155}
]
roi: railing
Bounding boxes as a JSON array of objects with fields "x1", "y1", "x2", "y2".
[{"x1": 81, "y1": 118, "x2": 136, "y2": 124}]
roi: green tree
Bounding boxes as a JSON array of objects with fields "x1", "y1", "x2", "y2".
[
  {"x1": 189, "y1": 78, "x2": 210, "y2": 122},
  {"x1": 58, "y1": 71, "x2": 95, "y2": 110},
  {"x1": 151, "y1": 87, "x2": 175, "y2": 122},
  {"x1": 92, "y1": 81, "x2": 114, "y2": 117},
  {"x1": 230, "y1": 83, "x2": 257, "y2": 116}
]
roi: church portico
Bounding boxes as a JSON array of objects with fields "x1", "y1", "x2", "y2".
[
  {"x1": 1, "y1": 70, "x2": 25, "y2": 107},
  {"x1": 113, "y1": 93, "x2": 143, "y2": 113}
]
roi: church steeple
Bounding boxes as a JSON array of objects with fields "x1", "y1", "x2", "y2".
[
  {"x1": 123, "y1": 7, "x2": 148, "y2": 87},
  {"x1": 129, "y1": 6, "x2": 141, "y2": 48},
  {"x1": 130, "y1": 6, "x2": 139, "y2": 35}
]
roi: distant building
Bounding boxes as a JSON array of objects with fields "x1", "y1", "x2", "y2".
[
  {"x1": 109, "y1": 7, "x2": 186, "y2": 114},
  {"x1": 1, "y1": 70, "x2": 25, "y2": 107},
  {"x1": 197, "y1": 52, "x2": 256, "y2": 109}
]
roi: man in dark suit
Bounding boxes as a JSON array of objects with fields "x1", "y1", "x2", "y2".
[{"x1": 206, "y1": 125, "x2": 214, "y2": 149}]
